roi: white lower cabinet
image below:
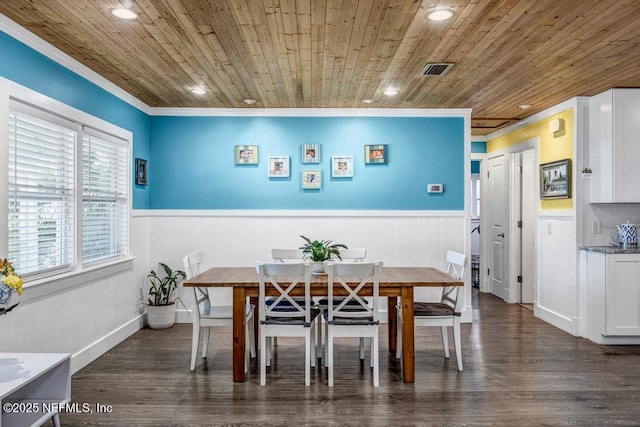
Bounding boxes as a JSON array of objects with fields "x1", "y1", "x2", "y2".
[{"x1": 585, "y1": 250, "x2": 640, "y2": 344}]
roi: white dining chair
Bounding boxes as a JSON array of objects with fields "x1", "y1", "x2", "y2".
[
  {"x1": 271, "y1": 248, "x2": 305, "y2": 262},
  {"x1": 396, "y1": 250, "x2": 466, "y2": 371},
  {"x1": 323, "y1": 260, "x2": 382, "y2": 387},
  {"x1": 317, "y1": 248, "x2": 368, "y2": 362},
  {"x1": 183, "y1": 251, "x2": 255, "y2": 371},
  {"x1": 256, "y1": 261, "x2": 319, "y2": 386}
]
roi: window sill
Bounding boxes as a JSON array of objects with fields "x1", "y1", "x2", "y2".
[{"x1": 21, "y1": 257, "x2": 136, "y2": 304}]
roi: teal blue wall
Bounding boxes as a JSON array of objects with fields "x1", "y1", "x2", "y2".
[
  {"x1": 0, "y1": 32, "x2": 151, "y2": 209},
  {"x1": 471, "y1": 141, "x2": 486, "y2": 153},
  {"x1": 1, "y1": 30, "x2": 468, "y2": 211},
  {"x1": 149, "y1": 116, "x2": 465, "y2": 210}
]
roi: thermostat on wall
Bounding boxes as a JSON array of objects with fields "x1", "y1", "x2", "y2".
[{"x1": 427, "y1": 184, "x2": 444, "y2": 193}]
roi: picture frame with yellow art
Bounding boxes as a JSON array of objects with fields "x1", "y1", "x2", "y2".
[{"x1": 302, "y1": 170, "x2": 322, "y2": 189}]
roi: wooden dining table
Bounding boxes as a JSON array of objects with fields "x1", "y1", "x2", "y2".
[{"x1": 183, "y1": 266, "x2": 463, "y2": 383}]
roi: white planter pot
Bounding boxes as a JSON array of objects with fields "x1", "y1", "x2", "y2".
[
  {"x1": 312, "y1": 262, "x2": 325, "y2": 275},
  {"x1": 147, "y1": 303, "x2": 176, "y2": 329}
]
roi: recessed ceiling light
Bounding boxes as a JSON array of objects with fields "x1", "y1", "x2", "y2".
[
  {"x1": 426, "y1": 9, "x2": 454, "y2": 22},
  {"x1": 362, "y1": 99, "x2": 375, "y2": 104},
  {"x1": 519, "y1": 104, "x2": 532, "y2": 110},
  {"x1": 111, "y1": 8, "x2": 138, "y2": 20},
  {"x1": 191, "y1": 88, "x2": 207, "y2": 95},
  {"x1": 383, "y1": 89, "x2": 399, "y2": 96},
  {"x1": 243, "y1": 98, "x2": 256, "y2": 105}
]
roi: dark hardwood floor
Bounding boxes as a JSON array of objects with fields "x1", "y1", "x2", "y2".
[{"x1": 58, "y1": 290, "x2": 640, "y2": 426}]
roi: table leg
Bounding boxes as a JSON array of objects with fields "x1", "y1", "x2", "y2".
[
  {"x1": 387, "y1": 296, "x2": 397, "y2": 352},
  {"x1": 233, "y1": 287, "x2": 246, "y2": 382},
  {"x1": 401, "y1": 286, "x2": 415, "y2": 383}
]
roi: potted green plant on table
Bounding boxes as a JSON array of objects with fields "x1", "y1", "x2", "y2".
[
  {"x1": 299, "y1": 235, "x2": 348, "y2": 274},
  {"x1": 146, "y1": 262, "x2": 186, "y2": 329}
]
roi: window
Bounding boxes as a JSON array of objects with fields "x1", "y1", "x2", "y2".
[
  {"x1": 7, "y1": 100, "x2": 130, "y2": 280},
  {"x1": 82, "y1": 129, "x2": 129, "y2": 264},
  {"x1": 471, "y1": 174, "x2": 480, "y2": 219}
]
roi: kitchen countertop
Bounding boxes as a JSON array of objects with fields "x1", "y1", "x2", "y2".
[{"x1": 579, "y1": 245, "x2": 640, "y2": 254}]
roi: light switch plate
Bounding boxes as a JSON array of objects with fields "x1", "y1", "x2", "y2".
[{"x1": 427, "y1": 184, "x2": 444, "y2": 193}]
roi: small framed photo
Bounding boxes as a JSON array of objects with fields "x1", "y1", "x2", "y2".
[
  {"x1": 135, "y1": 158, "x2": 147, "y2": 186},
  {"x1": 540, "y1": 159, "x2": 571, "y2": 199},
  {"x1": 268, "y1": 156, "x2": 290, "y2": 177},
  {"x1": 331, "y1": 156, "x2": 353, "y2": 177},
  {"x1": 365, "y1": 144, "x2": 387, "y2": 164},
  {"x1": 302, "y1": 144, "x2": 320, "y2": 164},
  {"x1": 235, "y1": 145, "x2": 259, "y2": 165},
  {"x1": 302, "y1": 170, "x2": 322, "y2": 189}
]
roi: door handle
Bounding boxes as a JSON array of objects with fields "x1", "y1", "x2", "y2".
[{"x1": 497, "y1": 233, "x2": 505, "y2": 238}]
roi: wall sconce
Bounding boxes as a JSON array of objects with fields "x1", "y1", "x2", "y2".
[{"x1": 549, "y1": 118, "x2": 564, "y2": 134}]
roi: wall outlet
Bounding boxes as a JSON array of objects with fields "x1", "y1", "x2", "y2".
[{"x1": 592, "y1": 220, "x2": 602, "y2": 234}]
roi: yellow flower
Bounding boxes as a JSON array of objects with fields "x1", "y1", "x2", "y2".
[{"x1": 2, "y1": 274, "x2": 23, "y2": 295}]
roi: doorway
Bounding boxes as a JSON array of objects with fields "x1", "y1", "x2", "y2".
[{"x1": 482, "y1": 139, "x2": 538, "y2": 304}]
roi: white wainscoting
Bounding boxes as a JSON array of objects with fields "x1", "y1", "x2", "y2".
[
  {"x1": 536, "y1": 213, "x2": 579, "y2": 335},
  {"x1": 2, "y1": 211, "x2": 467, "y2": 375},
  {"x1": 138, "y1": 210, "x2": 470, "y2": 322},
  {"x1": 1, "y1": 216, "x2": 150, "y2": 374}
]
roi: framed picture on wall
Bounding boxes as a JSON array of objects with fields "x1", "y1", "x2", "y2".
[
  {"x1": 365, "y1": 144, "x2": 387, "y2": 164},
  {"x1": 301, "y1": 170, "x2": 322, "y2": 189},
  {"x1": 331, "y1": 156, "x2": 353, "y2": 177},
  {"x1": 302, "y1": 144, "x2": 320, "y2": 163},
  {"x1": 235, "y1": 145, "x2": 259, "y2": 164},
  {"x1": 268, "y1": 156, "x2": 290, "y2": 177},
  {"x1": 540, "y1": 159, "x2": 571, "y2": 199},
  {"x1": 135, "y1": 158, "x2": 147, "y2": 186}
]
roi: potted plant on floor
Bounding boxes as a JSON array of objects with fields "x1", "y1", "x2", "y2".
[
  {"x1": 146, "y1": 262, "x2": 186, "y2": 329},
  {"x1": 299, "y1": 235, "x2": 348, "y2": 274}
]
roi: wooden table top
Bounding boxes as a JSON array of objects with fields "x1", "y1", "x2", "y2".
[{"x1": 184, "y1": 266, "x2": 462, "y2": 288}]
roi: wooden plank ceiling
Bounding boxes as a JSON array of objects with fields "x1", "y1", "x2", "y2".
[{"x1": 2, "y1": 0, "x2": 640, "y2": 135}]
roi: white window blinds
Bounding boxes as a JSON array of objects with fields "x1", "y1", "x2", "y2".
[
  {"x1": 82, "y1": 128, "x2": 129, "y2": 264},
  {"x1": 8, "y1": 105, "x2": 76, "y2": 276}
]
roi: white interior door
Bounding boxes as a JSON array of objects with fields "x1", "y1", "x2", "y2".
[
  {"x1": 488, "y1": 154, "x2": 509, "y2": 301},
  {"x1": 521, "y1": 149, "x2": 536, "y2": 303}
]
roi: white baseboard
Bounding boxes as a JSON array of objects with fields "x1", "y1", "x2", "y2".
[
  {"x1": 535, "y1": 304, "x2": 578, "y2": 336},
  {"x1": 70, "y1": 315, "x2": 145, "y2": 374}
]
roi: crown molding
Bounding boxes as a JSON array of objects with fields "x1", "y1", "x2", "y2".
[
  {"x1": 484, "y1": 97, "x2": 589, "y2": 140},
  {"x1": 148, "y1": 107, "x2": 472, "y2": 118},
  {"x1": 0, "y1": 14, "x2": 151, "y2": 114}
]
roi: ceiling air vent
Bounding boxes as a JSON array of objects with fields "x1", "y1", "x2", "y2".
[{"x1": 420, "y1": 62, "x2": 454, "y2": 76}]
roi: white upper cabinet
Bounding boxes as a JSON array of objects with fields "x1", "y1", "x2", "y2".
[{"x1": 589, "y1": 89, "x2": 640, "y2": 203}]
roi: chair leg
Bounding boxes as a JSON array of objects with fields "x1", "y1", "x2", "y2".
[
  {"x1": 370, "y1": 337, "x2": 374, "y2": 368},
  {"x1": 441, "y1": 326, "x2": 450, "y2": 359},
  {"x1": 359, "y1": 337, "x2": 365, "y2": 360},
  {"x1": 305, "y1": 331, "x2": 311, "y2": 386},
  {"x1": 190, "y1": 323, "x2": 200, "y2": 371},
  {"x1": 316, "y1": 315, "x2": 323, "y2": 360},
  {"x1": 328, "y1": 327, "x2": 334, "y2": 387},
  {"x1": 310, "y1": 320, "x2": 316, "y2": 368},
  {"x1": 246, "y1": 313, "x2": 256, "y2": 359},
  {"x1": 396, "y1": 311, "x2": 402, "y2": 360},
  {"x1": 202, "y1": 326, "x2": 210, "y2": 359},
  {"x1": 372, "y1": 332, "x2": 379, "y2": 387},
  {"x1": 245, "y1": 325, "x2": 250, "y2": 374},
  {"x1": 453, "y1": 318, "x2": 463, "y2": 371},
  {"x1": 324, "y1": 320, "x2": 329, "y2": 367},
  {"x1": 260, "y1": 331, "x2": 267, "y2": 385},
  {"x1": 267, "y1": 337, "x2": 272, "y2": 367}
]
